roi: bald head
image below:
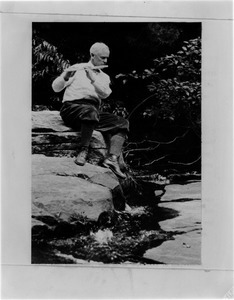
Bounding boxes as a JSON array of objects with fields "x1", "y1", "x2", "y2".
[
  {"x1": 90, "y1": 42, "x2": 110, "y2": 57},
  {"x1": 90, "y1": 42, "x2": 110, "y2": 66}
]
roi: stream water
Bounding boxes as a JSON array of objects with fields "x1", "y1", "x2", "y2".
[{"x1": 32, "y1": 178, "x2": 201, "y2": 265}]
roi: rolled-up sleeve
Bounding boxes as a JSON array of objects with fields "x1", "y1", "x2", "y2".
[
  {"x1": 52, "y1": 74, "x2": 73, "y2": 92},
  {"x1": 92, "y1": 73, "x2": 112, "y2": 99}
]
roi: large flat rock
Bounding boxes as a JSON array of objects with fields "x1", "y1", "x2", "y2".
[
  {"x1": 32, "y1": 155, "x2": 119, "y2": 226},
  {"x1": 32, "y1": 110, "x2": 72, "y2": 132},
  {"x1": 32, "y1": 111, "x2": 108, "y2": 161},
  {"x1": 144, "y1": 181, "x2": 201, "y2": 265},
  {"x1": 160, "y1": 182, "x2": 201, "y2": 201},
  {"x1": 33, "y1": 174, "x2": 113, "y2": 221},
  {"x1": 32, "y1": 154, "x2": 116, "y2": 180},
  {"x1": 145, "y1": 230, "x2": 201, "y2": 265}
]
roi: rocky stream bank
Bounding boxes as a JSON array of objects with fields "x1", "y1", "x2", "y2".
[{"x1": 32, "y1": 111, "x2": 201, "y2": 265}]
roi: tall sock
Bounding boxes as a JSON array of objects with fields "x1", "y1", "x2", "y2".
[
  {"x1": 109, "y1": 133, "x2": 126, "y2": 157},
  {"x1": 79, "y1": 122, "x2": 96, "y2": 148}
]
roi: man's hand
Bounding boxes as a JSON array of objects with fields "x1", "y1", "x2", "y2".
[
  {"x1": 85, "y1": 68, "x2": 96, "y2": 83},
  {"x1": 63, "y1": 70, "x2": 76, "y2": 81}
]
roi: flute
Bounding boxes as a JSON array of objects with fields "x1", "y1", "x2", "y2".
[{"x1": 65, "y1": 65, "x2": 108, "y2": 72}]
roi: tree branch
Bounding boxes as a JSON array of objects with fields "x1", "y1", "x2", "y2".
[
  {"x1": 127, "y1": 93, "x2": 158, "y2": 120},
  {"x1": 168, "y1": 156, "x2": 201, "y2": 166},
  {"x1": 124, "y1": 144, "x2": 160, "y2": 155},
  {"x1": 142, "y1": 155, "x2": 169, "y2": 167},
  {"x1": 125, "y1": 130, "x2": 189, "y2": 147}
]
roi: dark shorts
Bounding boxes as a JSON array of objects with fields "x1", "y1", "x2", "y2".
[{"x1": 60, "y1": 99, "x2": 129, "y2": 135}]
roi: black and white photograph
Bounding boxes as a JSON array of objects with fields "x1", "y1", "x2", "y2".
[
  {"x1": 1, "y1": 1, "x2": 233, "y2": 298},
  {"x1": 31, "y1": 22, "x2": 202, "y2": 265}
]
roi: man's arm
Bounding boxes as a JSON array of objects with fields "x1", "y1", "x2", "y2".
[
  {"x1": 85, "y1": 69, "x2": 112, "y2": 99},
  {"x1": 92, "y1": 78, "x2": 112, "y2": 99},
  {"x1": 52, "y1": 70, "x2": 76, "y2": 92}
]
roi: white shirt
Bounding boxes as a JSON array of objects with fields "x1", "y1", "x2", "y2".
[{"x1": 52, "y1": 61, "x2": 112, "y2": 104}]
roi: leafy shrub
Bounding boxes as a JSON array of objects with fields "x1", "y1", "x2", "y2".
[
  {"x1": 32, "y1": 32, "x2": 71, "y2": 109},
  {"x1": 32, "y1": 33, "x2": 70, "y2": 82},
  {"x1": 116, "y1": 37, "x2": 201, "y2": 133}
]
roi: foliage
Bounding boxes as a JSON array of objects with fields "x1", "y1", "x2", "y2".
[
  {"x1": 112, "y1": 37, "x2": 201, "y2": 170},
  {"x1": 32, "y1": 31, "x2": 71, "y2": 109},
  {"x1": 100, "y1": 100, "x2": 129, "y2": 118},
  {"x1": 32, "y1": 32, "x2": 71, "y2": 82},
  {"x1": 116, "y1": 37, "x2": 201, "y2": 134}
]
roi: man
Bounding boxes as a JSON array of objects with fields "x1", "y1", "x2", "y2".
[{"x1": 52, "y1": 42, "x2": 129, "y2": 179}]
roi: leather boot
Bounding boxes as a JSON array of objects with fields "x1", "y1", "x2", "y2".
[
  {"x1": 74, "y1": 147, "x2": 89, "y2": 166},
  {"x1": 103, "y1": 155, "x2": 126, "y2": 179}
]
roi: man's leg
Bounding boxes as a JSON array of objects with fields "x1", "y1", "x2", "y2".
[
  {"x1": 96, "y1": 111, "x2": 129, "y2": 178},
  {"x1": 75, "y1": 121, "x2": 96, "y2": 166},
  {"x1": 103, "y1": 132, "x2": 127, "y2": 178},
  {"x1": 109, "y1": 132, "x2": 126, "y2": 157},
  {"x1": 60, "y1": 101, "x2": 99, "y2": 166}
]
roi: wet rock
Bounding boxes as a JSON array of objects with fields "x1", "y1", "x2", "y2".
[
  {"x1": 31, "y1": 218, "x2": 52, "y2": 237},
  {"x1": 97, "y1": 211, "x2": 117, "y2": 228},
  {"x1": 32, "y1": 155, "x2": 119, "y2": 232},
  {"x1": 160, "y1": 182, "x2": 201, "y2": 202},
  {"x1": 155, "y1": 190, "x2": 165, "y2": 197},
  {"x1": 144, "y1": 182, "x2": 201, "y2": 264},
  {"x1": 144, "y1": 230, "x2": 201, "y2": 265}
]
